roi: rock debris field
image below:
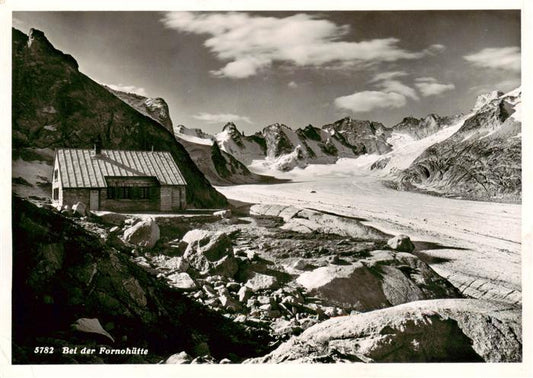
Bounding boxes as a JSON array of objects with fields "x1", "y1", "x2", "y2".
[{"x1": 13, "y1": 197, "x2": 520, "y2": 364}]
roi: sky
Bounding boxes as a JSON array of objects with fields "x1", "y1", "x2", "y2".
[{"x1": 12, "y1": 10, "x2": 521, "y2": 135}]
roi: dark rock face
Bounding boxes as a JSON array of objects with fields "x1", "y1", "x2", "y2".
[
  {"x1": 249, "y1": 299, "x2": 522, "y2": 363},
  {"x1": 322, "y1": 117, "x2": 392, "y2": 154},
  {"x1": 398, "y1": 90, "x2": 521, "y2": 202},
  {"x1": 262, "y1": 123, "x2": 296, "y2": 158},
  {"x1": 12, "y1": 197, "x2": 270, "y2": 363},
  {"x1": 176, "y1": 135, "x2": 273, "y2": 186},
  {"x1": 12, "y1": 28, "x2": 226, "y2": 208}
]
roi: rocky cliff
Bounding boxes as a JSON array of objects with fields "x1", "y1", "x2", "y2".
[
  {"x1": 322, "y1": 117, "x2": 392, "y2": 154},
  {"x1": 397, "y1": 88, "x2": 521, "y2": 202},
  {"x1": 12, "y1": 28, "x2": 226, "y2": 208},
  {"x1": 104, "y1": 86, "x2": 174, "y2": 132},
  {"x1": 391, "y1": 114, "x2": 460, "y2": 140}
]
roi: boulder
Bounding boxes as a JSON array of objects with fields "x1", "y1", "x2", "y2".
[
  {"x1": 155, "y1": 256, "x2": 189, "y2": 273},
  {"x1": 98, "y1": 211, "x2": 129, "y2": 226},
  {"x1": 388, "y1": 234, "x2": 415, "y2": 252},
  {"x1": 213, "y1": 209, "x2": 232, "y2": 219},
  {"x1": 123, "y1": 218, "x2": 160, "y2": 249},
  {"x1": 219, "y1": 293, "x2": 242, "y2": 312},
  {"x1": 296, "y1": 250, "x2": 459, "y2": 311},
  {"x1": 60, "y1": 205, "x2": 73, "y2": 216},
  {"x1": 202, "y1": 284, "x2": 217, "y2": 298},
  {"x1": 209, "y1": 255, "x2": 238, "y2": 278},
  {"x1": 183, "y1": 230, "x2": 232, "y2": 261},
  {"x1": 182, "y1": 230, "x2": 238, "y2": 277},
  {"x1": 245, "y1": 272, "x2": 278, "y2": 292},
  {"x1": 71, "y1": 318, "x2": 114, "y2": 343},
  {"x1": 248, "y1": 299, "x2": 522, "y2": 363},
  {"x1": 165, "y1": 351, "x2": 192, "y2": 364},
  {"x1": 238, "y1": 286, "x2": 252, "y2": 302},
  {"x1": 167, "y1": 272, "x2": 196, "y2": 290},
  {"x1": 72, "y1": 202, "x2": 87, "y2": 217}
]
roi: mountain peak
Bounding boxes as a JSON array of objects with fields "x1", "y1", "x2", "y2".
[
  {"x1": 222, "y1": 122, "x2": 240, "y2": 135},
  {"x1": 27, "y1": 28, "x2": 47, "y2": 47},
  {"x1": 23, "y1": 28, "x2": 79, "y2": 70},
  {"x1": 473, "y1": 90, "x2": 504, "y2": 111}
]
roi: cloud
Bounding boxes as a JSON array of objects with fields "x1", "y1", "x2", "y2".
[
  {"x1": 368, "y1": 71, "x2": 418, "y2": 101},
  {"x1": 193, "y1": 112, "x2": 253, "y2": 124},
  {"x1": 334, "y1": 91, "x2": 407, "y2": 113},
  {"x1": 464, "y1": 47, "x2": 521, "y2": 72},
  {"x1": 288, "y1": 81, "x2": 298, "y2": 89},
  {"x1": 104, "y1": 83, "x2": 148, "y2": 97},
  {"x1": 369, "y1": 71, "x2": 408, "y2": 83},
  {"x1": 162, "y1": 12, "x2": 444, "y2": 79},
  {"x1": 376, "y1": 79, "x2": 419, "y2": 101},
  {"x1": 425, "y1": 44, "x2": 446, "y2": 55},
  {"x1": 414, "y1": 77, "x2": 455, "y2": 97}
]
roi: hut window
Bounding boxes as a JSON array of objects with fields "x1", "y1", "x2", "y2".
[
  {"x1": 107, "y1": 186, "x2": 134, "y2": 200},
  {"x1": 53, "y1": 188, "x2": 59, "y2": 200},
  {"x1": 139, "y1": 187, "x2": 150, "y2": 199},
  {"x1": 107, "y1": 187, "x2": 115, "y2": 199},
  {"x1": 53, "y1": 169, "x2": 58, "y2": 181}
]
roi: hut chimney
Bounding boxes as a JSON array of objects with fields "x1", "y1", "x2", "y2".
[{"x1": 92, "y1": 135, "x2": 103, "y2": 157}]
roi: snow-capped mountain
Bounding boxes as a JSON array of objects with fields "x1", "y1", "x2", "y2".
[
  {"x1": 213, "y1": 119, "x2": 391, "y2": 171},
  {"x1": 396, "y1": 88, "x2": 521, "y2": 201},
  {"x1": 174, "y1": 87, "x2": 521, "y2": 201}
]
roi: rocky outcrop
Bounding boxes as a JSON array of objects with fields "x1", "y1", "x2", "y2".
[
  {"x1": 249, "y1": 299, "x2": 522, "y2": 363},
  {"x1": 250, "y1": 204, "x2": 387, "y2": 240},
  {"x1": 387, "y1": 234, "x2": 415, "y2": 252},
  {"x1": 322, "y1": 117, "x2": 392, "y2": 154},
  {"x1": 12, "y1": 197, "x2": 271, "y2": 363},
  {"x1": 12, "y1": 27, "x2": 226, "y2": 208},
  {"x1": 296, "y1": 250, "x2": 460, "y2": 311},
  {"x1": 391, "y1": 114, "x2": 458, "y2": 140},
  {"x1": 104, "y1": 86, "x2": 173, "y2": 132}
]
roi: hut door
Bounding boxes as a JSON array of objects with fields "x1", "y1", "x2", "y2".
[{"x1": 89, "y1": 190, "x2": 99, "y2": 211}]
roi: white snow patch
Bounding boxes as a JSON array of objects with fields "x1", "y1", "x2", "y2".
[
  {"x1": 175, "y1": 132, "x2": 214, "y2": 146},
  {"x1": 510, "y1": 100, "x2": 521, "y2": 123},
  {"x1": 375, "y1": 115, "x2": 470, "y2": 173}
]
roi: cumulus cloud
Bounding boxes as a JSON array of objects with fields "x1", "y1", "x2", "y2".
[
  {"x1": 414, "y1": 77, "x2": 455, "y2": 97},
  {"x1": 375, "y1": 79, "x2": 418, "y2": 101},
  {"x1": 193, "y1": 112, "x2": 253, "y2": 124},
  {"x1": 104, "y1": 83, "x2": 148, "y2": 97},
  {"x1": 334, "y1": 91, "x2": 407, "y2": 113},
  {"x1": 464, "y1": 47, "x2": 521, "y2": 72},
  {"x1": 161, "y1": 12, "x2": 444, "y2": 79}
]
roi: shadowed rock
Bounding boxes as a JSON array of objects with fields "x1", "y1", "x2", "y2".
[{"x1": 249, "y1": 299, "x2": 521, "y2": 363}]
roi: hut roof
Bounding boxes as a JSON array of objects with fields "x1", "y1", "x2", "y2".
[{"x1": 55, "y1": 149, "x2": 187, "y2": 188}]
